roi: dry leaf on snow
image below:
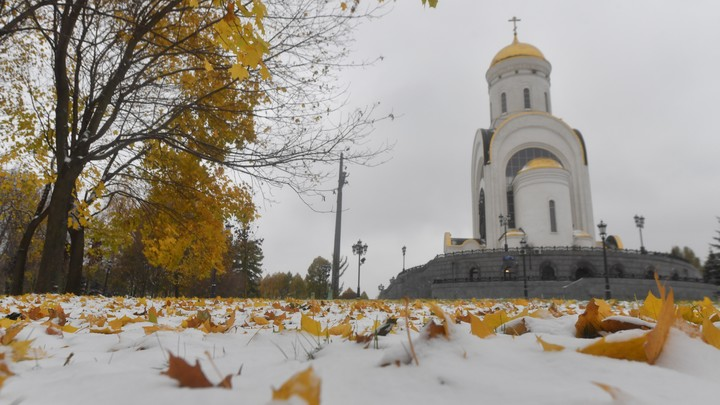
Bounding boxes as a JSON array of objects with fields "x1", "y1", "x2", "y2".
[
  {"x1": 536, "y1": 335, "x2": 565, "y2": 352},
  {"x1": 272, "y1": 366, "x2": 321, "y2": 405},
  {"x1": 162, "y1": 352, "x2": 231, "y2": 389}
]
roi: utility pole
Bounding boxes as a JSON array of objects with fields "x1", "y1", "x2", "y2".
[{"x1": 331, "y1": 153, "x2": 347, "y2": 298}]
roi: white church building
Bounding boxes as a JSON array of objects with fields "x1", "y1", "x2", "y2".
[
  {"x1": 379, "y1": 24, "x2": 714, "y2": 300},
  {"x1": 447, "y1": 30, "x2": 596, "y2": 253}
]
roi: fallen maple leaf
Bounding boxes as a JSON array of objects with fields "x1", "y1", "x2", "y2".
[
  {"x1": 272, "y1": 367, "x2": 321, "y2": 405},
  {"x1": 502, "y1": 317, "x2": 528, "y2": 336},
  {"x1": 1, "y1": 322, "x2": 27, "y2": 345},
  {"x1": 536, "y1": 335, "x2": 565, "y2": 352},
  {"x1": 328, "y1": 323, "x2": 352, "y2": 337},
  {"x1": 470, "y1": 314, "x2": 494, "y2": 338},
  {"x1": 483, "y1": 309, "x2": 510, "y2": 331},
  {"x1": 575, "y1": 299, "x2": 605, "y2": 338},
  {"x1": 644, "y1": 289, "x2": 675, "y2": 364},
  {"x1": 578, "y1": 334, "x2": 648, "y2": 362},
  {"x1": 702, "y1": 318, "x2": 720, "y2": 349},
  {"x1": 600, "y1": 316, "x2": 653, "y2": 334},
  {"x1": 0, "y1": 360, "x2": 14, "y2": 389},
  {"x1": 162, "y1": 352, "x2": 231, "y2": 389},
  {"x1": 301, "y1": 314, "x2": 324, "y2": 336}
]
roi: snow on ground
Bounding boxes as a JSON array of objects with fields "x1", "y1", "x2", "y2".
[{"x1": 0, "y1": 294, "x2": 719, "y2": 405}]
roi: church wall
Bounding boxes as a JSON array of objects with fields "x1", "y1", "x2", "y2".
[
  {"x1": 481, "y1": 115, "x2": 593, "y2": 248},
  {"x1": 513, "y1": 168, "x2": 574, "y2": 246},
  {"x1": 486, "y1": 57, "x2": 551, "y2": 125},
  {"x1": 379, "y1": 249, "x2": 713, "y2": 300},
  {"x1": 430, "y1": 279, "x2": 718, "y2": 301},
  {"x1": 489, "y1": 72, "x2": 551, "y2": 124}
]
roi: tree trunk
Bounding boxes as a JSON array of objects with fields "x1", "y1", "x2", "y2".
[
  {"x1": 65, "y1": 225, "x2": 85, "y2": 294},
  {"x1": 9, "y1": 211, "x2": 48, "y2": 295},
  {"x1": 35, "y1": 174, "x2": 76, "y2": 293},
  {"x1": 9, "y1": 182, "x2": 52, "y2": 295}
]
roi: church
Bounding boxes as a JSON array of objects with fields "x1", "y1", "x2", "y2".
[{"x1": 380, "y1": 23, "x2": 717, "y2": 300}]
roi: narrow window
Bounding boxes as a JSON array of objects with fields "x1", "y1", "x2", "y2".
[
  {"x1": 507, "y1": 189, "x2": 515, "y2": 228},
  {"x1": 549, "y1": 200, "x2": 557, "y2": 232},
  {"x1": 501, "y1": 92, "x2": 507, "y2": 114},
  {"x1": 523, "y1": 88, "x2": 531, "y2": 109},
  {"x1": 544, "y1": 92, "x2": 549, "y2": 112},
  {"x1": 479, "y1": 189, "x2": 486, "y2": 241}
]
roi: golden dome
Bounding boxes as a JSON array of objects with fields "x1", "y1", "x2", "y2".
[
  {"x1": 491, "y1": 34, "x2": 546, "y2": 67},
  {"x1": 519, "y1": 157, "x2": 562, "y2": 173}
]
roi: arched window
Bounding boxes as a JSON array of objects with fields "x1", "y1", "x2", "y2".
[
  {"x1": 469, "y1": 267, "x2": 480, "y2": 281},
  {"x1": 501, "y1": 92, "x2": 507, "y2": 113},
  {"x1": 540, "y1": 263, "x2": 556, "y2": 280},
  {"x1": 505, "y1": 148, "x2": 562, "y2": 185},
  {"x1": 479, "y1": 189, "x2": 486, "y2": 241},
  {"x1": 549, "y1": 200, "x2": 557, "y2": 232},
  {"x1": 523, "y1": 88, "x2": 531, "y2": 109}
]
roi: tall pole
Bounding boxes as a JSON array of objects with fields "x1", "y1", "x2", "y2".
[
  {"x1": 598, "y1": 220, "x2": 610, "y2": 300},
  {"x1": 499, "y1": 214, "x2": 510, "y2": 252},
  {"x1": 331, "y1": 154, "x2": 347, "y2": 299},
  {"x1": 634, "y1": 215, "x2": 646, "y2": 254},
  {"x1": 402, "y1": 246, "x2": 406, "y2": 271},
  {"x1": 521, "y1": 237, "x2": 528, "y2": 299},
  {"x1": 352, "y1": 239, "x2": 367, "y2": 299}
]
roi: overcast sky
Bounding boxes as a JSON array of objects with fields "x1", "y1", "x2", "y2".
[{"x1": 254, "y1": 0, "x2": 720, "y2": 297}]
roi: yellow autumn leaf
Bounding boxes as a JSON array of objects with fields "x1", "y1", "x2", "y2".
[
  {"x1": 0, "y1": 360, "x2": 14, "y2": 389},
  {"x1": 229, "y1": 63, "x2": 249, "y2": 80},
  {"x1": 536, "y1": 335, "x2": 565, "y2": 352},
  {"x1": 328, "y1": 323, "x2": 352, "y2": 337},
  {"x1": 428, "y1": 303, "x2": 451, "y2": 337},
  {"x1": 644, "y1": 289, "x2": 675, "y2": 365},
  {"x1": 203, "y1": 58, "x2": 213, "y2": 71},
  {"x1": 1, "y1": 322, "x2": 27, "y2": 345},
  {"x1": 90, "y1": 327, "x2": 122, "y2": 335},
  {"x1": 0, "y1": 318, "x2": 18, "y2": 329},
  {"x1": 61, "y1": 324, "x2": 79, "y2": 333},
  {"x1": 483, "y1": 309, "x2": 509, "y2": 331},
  {"x1": 639, "y1": 291, "x2": 663, "y2": 321},
  {"x1": 143, "y1": 325, "x2": 182, "y2": 335},
  {"x1": 470, "y1": 313, "x2": 494, "y2": 338},
  {"x1": 702, "y1": 318, "x2": 720, "y2": 349},
  {"x1": 272, "y1": 367, "x2": 321, "y2": 405},
  {"x1": 253, "y1": 316, "x2": 269, "y2": 325},
  {"x1": 701, "y1": 297, "x2": 719, "y2": 321},
  {"x1": 578, "y1": 334, "x2": 648, "y2": 362},
  {"x1": 340, "y1": 2, "x2": 347, "y2": 11},
  {"x1": 678, "y1": 304, "x2": 702, "y2": 324},
  {"x1": 301, "y1": 314, "x2": 324, "y2": 336},
  {"x1": 8, "y1": 340, "x2": 33, "y2": 361}
]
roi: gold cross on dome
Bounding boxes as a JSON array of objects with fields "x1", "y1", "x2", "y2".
[{"x1": 508, "y1": 16, "x2": 521, "y2": 36}]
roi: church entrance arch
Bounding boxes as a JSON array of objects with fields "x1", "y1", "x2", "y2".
[
  {"x1": 610, "y1": 264, "x2": 625, "y2": 278},
  {"x1": 574, "y1": 262, "x2": 595, "y2": 280},
  {"x1": 539, "y1": 262, "x2": 556, "y2": 280},
  {"x1": 469, "y1": 267, "x2": 480, "y2": 281}
]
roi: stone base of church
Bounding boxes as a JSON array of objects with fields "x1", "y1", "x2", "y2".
[{"x1": 379, "y1": 248, "x2": 719, "y2": 300}]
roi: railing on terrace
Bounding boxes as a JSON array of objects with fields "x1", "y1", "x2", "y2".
[
  {"x1": 431, "y1": 274, "x2": 703, "y2": 285},
  {"x1": 435, "y1": 246, "x2": 693, "y2": 264}
]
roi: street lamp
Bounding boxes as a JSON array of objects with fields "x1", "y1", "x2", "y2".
[
  {"x1": 352, "y1": 239, "x2": 368, "y2": 298},
  {"x1": 499, "y1": 214, "x2": 510, "y2": 252},
  {"x1": 634, "y1": 215, "x2": 646, "y2": 254},
  {"x1": 598, "y1": 220, "x2": 611, "y2": 300},
  {"x1": 520, "y1": 236, "x2": 528, "y2": 299},
  {"x1": 402, "y1": 245, "x2": 406, "y2": 271}
]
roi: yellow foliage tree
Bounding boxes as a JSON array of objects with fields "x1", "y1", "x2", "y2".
[{"x1": 138, "y1": 146, "x2": 254, "y2": 295}]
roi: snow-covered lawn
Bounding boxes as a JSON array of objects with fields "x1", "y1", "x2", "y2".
[{"x1": 1, "y1": 292, "x2": 719, "y2": 405}]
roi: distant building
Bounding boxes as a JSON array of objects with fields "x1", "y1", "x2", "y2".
[{"x1": 381, "y1": 27, "x2": 717, "y2": 300}]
